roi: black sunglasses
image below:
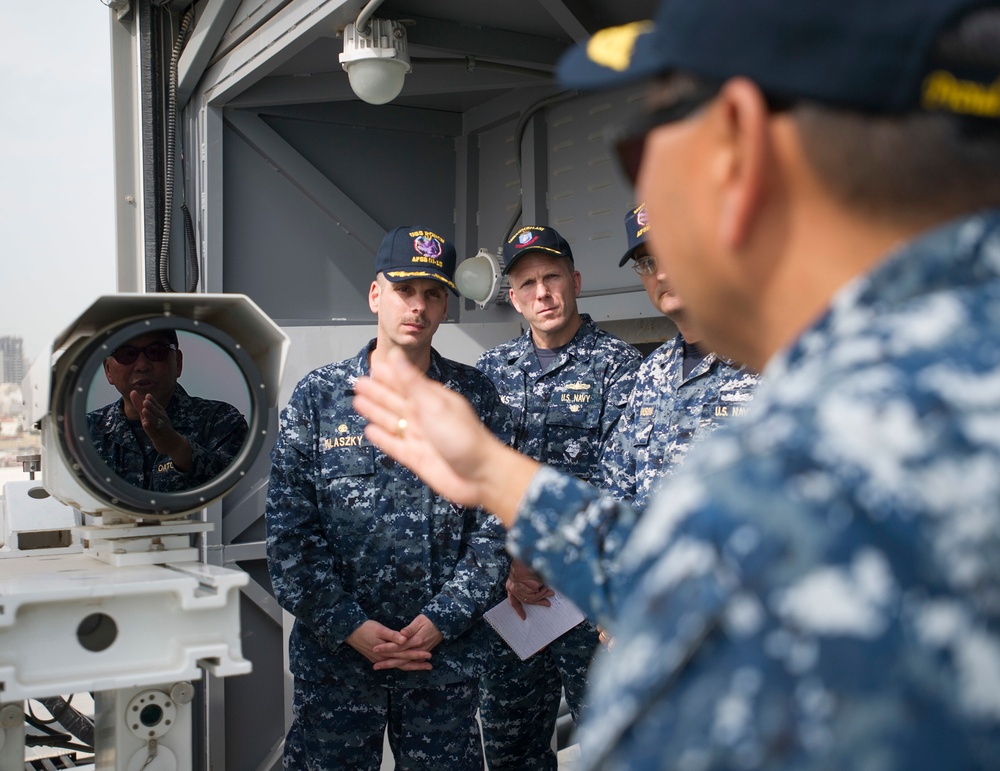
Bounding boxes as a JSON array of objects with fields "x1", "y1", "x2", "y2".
[
  {"x1": 110, "y1": 342, "x2": 178, "y2": 365},
  {"x1": 612, "y1": 83, "x2": 721, "y2": 186},
  {"x1": 613, "y1": 84, "x2": 800, "y2": 186}
]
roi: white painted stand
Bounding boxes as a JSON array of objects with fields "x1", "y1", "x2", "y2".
[
  {"x1": 0, "y1": 702, "x2": 26, "y2": 770},
  {"x1": 94, "y1": 683, "x2": 195, "y2": 771}
]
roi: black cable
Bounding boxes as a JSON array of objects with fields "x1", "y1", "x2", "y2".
[
  {"x1": 25, "y1": 711, "x2": 69, "y2": 737},
  {"x1": 36, "y1": 696, "x2": 95, "y2": 748},
  {"x1": 25, "y1": 700, "x2": 57, "y2": 726},
  {"x1": 181, "y1": 201, "x2": 199, "y2": 292},
  {"x1": 24, "y1": 734, "x2": 93, "y2": 754},
  {"x1": 500, "y1": 89, "x2": 580, "y2": 251},
  {"x1": 157, "y1": 6, "x2": 195, "y2": 292}
]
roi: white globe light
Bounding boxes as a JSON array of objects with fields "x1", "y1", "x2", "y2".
[
  {"x1": 456, "y1": 250, "x2": 502, "y2": 306},
  {"x1": 340, "y1": 19, "x2": 411, "y2": 106},
  {"x1": 346, "y1": 58, "x2": 408, "y2": 105}
]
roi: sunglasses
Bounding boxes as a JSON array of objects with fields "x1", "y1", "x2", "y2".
[
  {"x1": 613, "y1": 84, "x2": 799, "y2": 186},
  {"x1": 110, "y1": 342, "x2": 178, "y2": 365},
  {"x1": 612, "y1": 83, "x2": 722, "y2": 186},
  {"x1": 632, "y1": 254, "x2": 657, "y2": 277}
]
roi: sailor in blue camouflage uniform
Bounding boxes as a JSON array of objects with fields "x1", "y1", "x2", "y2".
[
  {"x1": 350, "y1": 2, "x2": 1000, "y2": 768},
  {"x1": 595, "y1": 204, "x2": 758, "y2": 511},
  {"x1": 475, "y1": 225, "x2": 640, "y2": 769},
  {"x1": 265, "y1": 227, "x2": 511, "y2": 771},
  {"x1": 88, "y1": 329, "x2": 248, "y2": 491}
]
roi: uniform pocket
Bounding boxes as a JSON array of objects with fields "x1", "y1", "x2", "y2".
[
  {"x1": 319, "y1": 419, "x2": 376, "y2": 478},
  {"x1": 633, "y1": 419, "x2": 655, "y2": 447},
  {"x1": 544, "y1": 402, "x2": 601, "y2": 479}
]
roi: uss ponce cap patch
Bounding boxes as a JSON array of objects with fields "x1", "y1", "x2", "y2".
[
  {"x1": 375, "y1": 226, "x2": 458, "y2": 294},
  {"x1": 555, "y1": 0, "x2": 1000, "y2": 121},
  {"x1": 620, "y1": 203, "x2": 650, "y2": 267},
  {"x1": 501, "y1": 225, "x2": 574, "y2": 275}
]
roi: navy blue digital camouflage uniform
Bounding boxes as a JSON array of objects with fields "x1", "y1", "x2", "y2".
[
  {"x1": 508, "y1": 214, "x2": 1000, "y2": 769},
  {"x1": 87, "y1": 383, "x2": 248, "y2": 491},
  {"x1": 266, "y1": 341, "x2": 512, "y2": 771},
  {"x1": 476, "y1": 313, "x2": 640, "y2": 769},
  {"x1": 595, "y1": 335, "x2": 758, "y2": 509}
]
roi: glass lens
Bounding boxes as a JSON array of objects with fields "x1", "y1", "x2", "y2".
[
  {"x1": 612, "y1": 84, "x2": 721, "y2": 185},
  {"x1": 142, "y1": 343, "x2": 173, "y2": 362},
  {"x1": 615, "y1": 132, "x2": 646, "y2": 187},
  {"x1": 632, "y1": 256, "x2": 656, "y2": 276},
  {"x1": 87, "y1": 331, "x2": 252, "y2": 496},
  {"x1": 111, "y1": 346, "x2": 139, "y2": 365}
]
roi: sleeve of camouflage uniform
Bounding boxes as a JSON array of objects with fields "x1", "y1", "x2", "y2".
[
  {"x1": 265, "y1": 378, "x2": 369, "y2": 646},
  {"x1": 419, "y1": 374, "x2": 513, "y2": 639},
  {"x1": 507, "y1": 465, "x2": 640, "y2": 627},
  {"x1": 421, "y1": 508, "x2": 509, "y2": 640},
  {"x1": 592, "y1": 382, "x2": 640, "y2": 503},
  {"x1": 473, "y1": 351, "x2": 501, "y2": 398},
  {"x1": 597, "y1": 344, "x2": 641, "y2": 454},
  {"x1": 184, "y1": 403, "x2": 249, "y2": 484}
]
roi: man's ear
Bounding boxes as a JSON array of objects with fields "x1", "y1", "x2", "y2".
[
  {"x1": 712, "y1": 77, "x2": 774, "y2": 250},
  {"x1": 572, "y1": 270, "x2": 582, "y2": 297},
  {"x1": 508, "y1": 286, "x2": 523, "y2": 314},
  {"x1": 174, "y1": 349, "x2": 183, "y2": 380},
  {"x1": 368, "y1": 279, "x2": 381, "y2": 314},
  {"x1": 104, "y1": 359, "x2": 114, "y2": 384}
]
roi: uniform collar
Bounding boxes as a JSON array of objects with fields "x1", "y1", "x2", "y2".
[
  {"x1": 768, "y1": 211, "x2": 1000, "y2": 378},
  {"x1": 352, "y1": 339, "x2": 445, "y2": 381},
  {"x1": 509, "y1": 313, "x2": 599, "y2": 368}
]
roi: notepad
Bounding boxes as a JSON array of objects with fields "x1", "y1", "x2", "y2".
[{"x1": 484, "y1": 591, "x2": 586, "y2": 660}]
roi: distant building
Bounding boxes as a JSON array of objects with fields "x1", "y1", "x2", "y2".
[
  {"x1": 0, "y1": 337, "x2": 25, "y2": 385},
  {"x1": 0, "y1": 384, "x2": 24, "y2": 418}
]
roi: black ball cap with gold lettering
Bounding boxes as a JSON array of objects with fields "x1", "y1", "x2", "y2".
[
  {"x1": 556, "y1": 0, "x2": 1000, "y2": 121},
  {"x1": 376, "y1": 226, "x2": 457, "y2": 294},
  {"x1": 502, "y1": 225, "x2": 574, "y2": 275}
]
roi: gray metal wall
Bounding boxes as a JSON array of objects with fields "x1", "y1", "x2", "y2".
[{"x1": 222, "y1": 104, "x2": 462, "y2": 324}]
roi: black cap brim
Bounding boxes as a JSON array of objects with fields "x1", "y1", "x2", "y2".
[
  {"x1": 618, "y1": 247, "x2": 638, "y2": 268},
  {"x1": 501, "y1": 248, "x2": 573, "y2": 276}
]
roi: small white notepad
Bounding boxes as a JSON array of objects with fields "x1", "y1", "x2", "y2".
[{"x1": 484, "y1": 591, "x2": 586, "y2": 660}]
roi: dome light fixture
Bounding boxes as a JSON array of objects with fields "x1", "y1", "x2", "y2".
[
  {"x1": 456, "y1": 248, "x2": 506, "y2": 308},
  {"x1": 339, "y1": 18, "x2": 411, "y2": 105}
]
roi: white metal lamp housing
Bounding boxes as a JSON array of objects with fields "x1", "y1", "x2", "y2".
[
  {"x1": 33, "y1": 294, "x2": 288, "y2": 520},
  {"x1": 456, "y1": 248, "x2": 505, "y2": 308},
  {"x1": 340, "y1": 19, "x2": 412, "y2": 105}
]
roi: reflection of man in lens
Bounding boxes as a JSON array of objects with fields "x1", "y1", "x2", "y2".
[{"x1": 87, "y1": 329, "x2": 249, "y2": 491}]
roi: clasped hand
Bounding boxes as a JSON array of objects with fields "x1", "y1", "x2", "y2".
[
  {"x1": 506, "y1": 558, "x2": 555, "y2": 620},
  {"x1": 346, "y1": 614, "x2": 444, "y2": 672}
]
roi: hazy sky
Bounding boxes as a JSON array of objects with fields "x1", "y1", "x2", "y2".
[{"x1": 0, "y1": 3, "x2": 115, "y2": 370}]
